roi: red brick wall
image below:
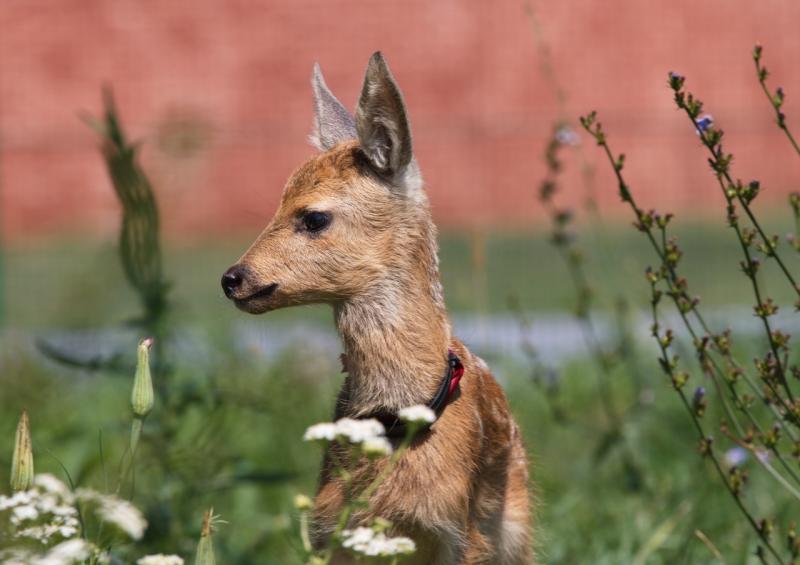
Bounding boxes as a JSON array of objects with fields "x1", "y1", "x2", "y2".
[{"x1": 3, "y1": 0, "x2": 800, "y2": 241}]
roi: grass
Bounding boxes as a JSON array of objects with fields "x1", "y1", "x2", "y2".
[
  {"x1": 0, "y1": 331, "x2": 788, "y2": 563},
  {"x1": 2, "y1": 219, "x2": 799, "y2": 562},
  {"x1": 6, "y1": 214, "x2": 798, "y2": 330}
]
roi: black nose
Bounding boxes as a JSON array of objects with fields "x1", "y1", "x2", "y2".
[{"x1": 221, "y1": 266, "x2": 245, "y2": 298}]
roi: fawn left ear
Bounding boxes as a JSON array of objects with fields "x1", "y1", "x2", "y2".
[
  {"x1": 310, "y1": 63, "x2": 357, "y2": 151},
  {"x1": 355, "y1": 52, "x2": 414, "y2": 185}
]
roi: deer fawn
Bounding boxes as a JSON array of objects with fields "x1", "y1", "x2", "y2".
[{"x1": 222, "y1": 52, "x2": 532, "y2": 564}]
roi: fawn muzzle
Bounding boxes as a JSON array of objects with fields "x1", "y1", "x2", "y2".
[
  {"x1": 221, "y1": 264, "x2": 279, "y2": 312},
  {"x1": 221, "y1": 265, "x2": 246, "y2": 297}
]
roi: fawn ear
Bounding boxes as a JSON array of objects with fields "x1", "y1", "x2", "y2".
[
  {"x1": 355, "y1": 52, "x2": 415, "y2": 186},
  {"x1": 310, "y1": 63, "x2": 357, "y2": 151}
]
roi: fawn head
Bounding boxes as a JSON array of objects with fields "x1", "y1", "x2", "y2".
[{"x1": 222, "y1": 52, "x2": 431, "y2": 314}]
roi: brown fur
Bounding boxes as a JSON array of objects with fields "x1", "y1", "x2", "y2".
[{"x1": 223, "y1": 54, "x2": 533, "y2": 564}]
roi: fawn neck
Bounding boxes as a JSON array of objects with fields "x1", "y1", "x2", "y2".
[{"x1": 334, "y1": 218, "x2": 451, "y2": 415}]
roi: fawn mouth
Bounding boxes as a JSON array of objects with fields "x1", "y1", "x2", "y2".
[{"x1": 234, "y1": 283, "x2": 279, "y2": 311}]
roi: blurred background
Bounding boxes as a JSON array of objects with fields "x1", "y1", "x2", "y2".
[
  {"x1": 2, "y1": 1, "x2": 800, "y2": 563},
  {"x1": 4, "y1": 0, "x2": 800, "y2": 240}
]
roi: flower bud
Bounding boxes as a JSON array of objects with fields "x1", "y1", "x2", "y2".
[
  {"x1": 671, "y1": 371, "x2": 689, "y2": 390},
  {"x1": 294, "y1": 494, "x2": 313, "y2": 511},
  {"x1": 195, "y1": 508, "x2": 218, "y2": 565},
  {"x1": 131, "y1": 338, "x2": 154, "y2": 418},
  {"x1": 668, "y1": 71, "x2": 685, "y2": 91},
  {"x1": 11, "y1": 410, "x2": 34, "y2": 491},
  {"x1": 692, "y1": 386, "x2": 706, "y2": 417}
]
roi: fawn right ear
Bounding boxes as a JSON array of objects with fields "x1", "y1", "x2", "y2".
[
  {"x1": 355, "y1": 52, "x2": 413, "y2": 183},
  {"x1": 310, "y1": 63, "x2": 357, "y2": 151}
]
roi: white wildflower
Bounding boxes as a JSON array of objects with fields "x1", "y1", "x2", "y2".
[
  {"x1": 398, "y1": 405, "x2": 436, "y2": 425},
  {"x1": 303, "y1": 418, "x2": 386, "y2": 446},
  {"x1": 388, "y1": 536, "x2": 416, "y2": 554},
  {"x1": 335, "y1": 418, "x2": 385, "y2": 443},
  {"x1": 33, "y1": 538, "x2": 92, "y2": 565},
  {"x1": 341, "y1": 526, "x2": 375, "y2": 549},
  {"x1": 137, "y1": 554, "x2": 185, "y2": 565},
  {"x1": 58, "y1": 524, "x2": 79, "y2": 537},
  {"x1": 51, "y1": 503, "x2": 78, "y2": 517},
  {"x1": 34, "y1": 474, "x2": 71, "y2": 498},
  {"x1": 0, "y1": 489, "x2": 34, "y2": 511},
  {"x1": 0, "y1": 549, "x2": 35, "y2": 565},
  {"x1": 2, "y1": 477, "x2": 81, "y2": 544},
  {"x1": 361, "y1": 436, "x2": 393, "y2": 457},
  {"x1": 12, "y1": 503, "x2": 39, "y2": 522},
  {"x1": 77, "y1": 489, "x2": 147, "y2": 540},
  {"x1": 16, "y1": 514, "x2": 80, "y2": 543},
  {"x1": 341, "y1": 526, "x2": 416, "y2": 557},
  {"x1": 303, "y1": 422, "x2": 338, "y2": 442},
  {"x1": 97, "y1": 496, "x2": 147, "y2": 540}
]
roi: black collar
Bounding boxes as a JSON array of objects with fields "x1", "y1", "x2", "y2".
[{"x1": 363, "y1": 350, "x2": 464, "y2": 439}]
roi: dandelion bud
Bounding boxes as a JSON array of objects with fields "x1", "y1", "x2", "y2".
[
  {"x1": 10, "y1": 410, "x2": 34, "y2": 491},
  {"x1": 131, "y1": 338, "x2": 155, "y2": 418},
  {"x1": 194, "y1": 508, "x2": 218, "y2": 565},
  {"x1": 294, "y1": 494, "x2": 313, "y2": 511}
]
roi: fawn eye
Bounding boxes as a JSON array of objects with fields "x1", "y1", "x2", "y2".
[{"x1": 301, "y1": 211, "x2": 331, "y2": 233}]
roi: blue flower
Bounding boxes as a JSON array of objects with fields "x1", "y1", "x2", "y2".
[
  {"x1": 724, "y1": 447, "x2": 748, "y2": 468},
  {"x1": 695, "y1": 114, "x2": 714, "y2": 134},
  {"x1": 555, "y1": 126, "x2": 580, "y2": 146}
]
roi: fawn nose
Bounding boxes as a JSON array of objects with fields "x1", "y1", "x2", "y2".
[{"x1": 221, "y1": 266, "x2": 246, "y2": 298}]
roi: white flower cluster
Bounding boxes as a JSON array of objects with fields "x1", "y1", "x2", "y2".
[
  {"x1": 76, "y1": 488, "x2": 148, "y2": 540},
  {"x1": 0, "y1": 473, "x2": 146, "y2": 565},
  {"x1": 304, "y1": 418, "x2": 392, "y2": 455},
  {"x1": 31, "y1": 539, "x2": 93, "y2": 565},
  {"x1": 0, "y1": 539, "x2": 107, "y2": 565},
  {"x1": 341, "y1": 526, "x2": 416, "y2": 557},
  {"x1": 398, "y1": 404, "x2": 436, "y2": 425},
  {"x1": 0, "y1": 474, "x2": 80, "y2": 543},
  {"x1": 137, "y1": 554, "x2": 185, "y2": 565}
]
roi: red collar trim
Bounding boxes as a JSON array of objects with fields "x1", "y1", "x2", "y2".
[{"x1": 428, "y1": 349, "x2": 464, "y2": 413}]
